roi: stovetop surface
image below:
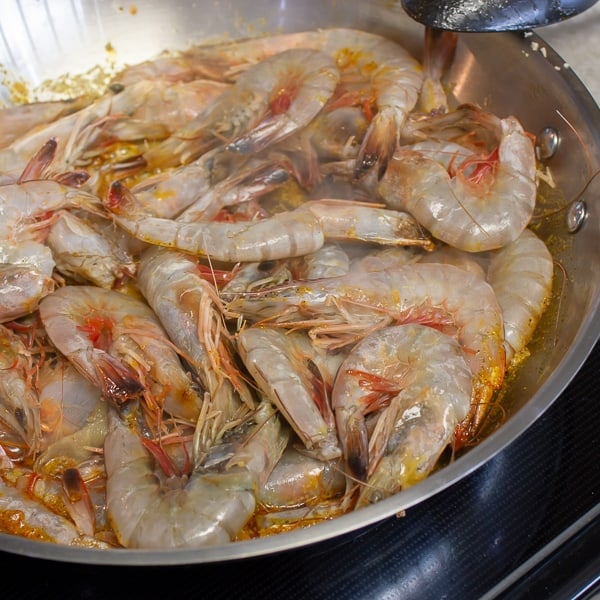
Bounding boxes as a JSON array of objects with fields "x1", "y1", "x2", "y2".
[{"x1": 2, "y1": 340, "x2": 598, "y2": 600}]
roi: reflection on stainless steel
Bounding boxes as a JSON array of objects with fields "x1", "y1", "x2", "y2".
[{"x1": 0, "y1": 0, "x2": 598, "y2": 565}]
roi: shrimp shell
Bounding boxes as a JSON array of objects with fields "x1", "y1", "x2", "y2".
[
  {"x1": 38, "y1": 285, "x2": 203, "y2": 420},
  {"x1": 379, "y1": 106, "x2": 537, "y2": 252},
  {"x1": 237, "y1": 326, "x2": 342, "y2": 461},
  {"x1": 331, "y1": 324, "x2": 472, "y2": 506},
  {"x1": 228, "y1": 262, "x2": 505, "y2": 444},
  {"x1": 487, "y1": 228, "x2": 554, "y2": 365},
  {"x1": 143, "y1": 48, "x2": 340, "y2": 169}
]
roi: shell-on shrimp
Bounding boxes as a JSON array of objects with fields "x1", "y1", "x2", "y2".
[
  {"x1": 137, "y1": 247, "x2": 255, "y2": 455},
  {"x1": 166, "y1": 28, "x2": 423, "y2": 179},
  {"x1": 0, "y1": 179, "x2": 102, "y2": 251},
  {"x1": 0, "y1": 96, "x2": 93, "y2": 148},
  {"x1": 46, "y1": 211, "x2": 136, "y2": 289},
  {"x1": 304, "y1": 199, "x2": 434, "y2": 251},
  {"x1": 417, "y1": 228, "x2": 554, "y2": 367},
  {"x1": 486, "y1": 228, "x2": 553, "y2": 366},
  {"x1": 0, "y1": 95, "x2": 94, "y2": 150},
  {"x1": 122, "y1": 146, "x2": 287, "y2": 220},
  {"x1": 332, "y1": 324, "x2": 472, "y2": 506},
  {"x1": 227, "y1": 262, "x2": 505, "y2": 445},
  {"x1": 104, "y1": 401, "x2": 287, "y2": 548},
  {"x1": 0, "y1": 263, "x2": 55, "y2": 323},
  {"x1": 0, "y1": 81, "x2": 156, "y2": 178},
  {"x1": 38, "y1": 285, "x2": 203, "y2": 421},
  {"x1": 0, "y1": 323, "x2": 41, "y2": 456},
  {"x1": 291, "y1": 243, "x2": 351, "y2": 281},
  {"x1": 105, "y1": 182, "x2": 433, "y2": 262},
  {"x1": 237, "y1": 326, "x2": 343, "y2": 461},
  {"x1": 257, "y1": 446, "x2": 345, "y2": 510},
  {"x1": 254, "y1": 445, "x2": 346, "y2": 535},
  {"x1": 415, "y1": 28, "x2": 457, "y2": 115},
  {"x1": 118, "y1": 79, "x2": 230, "y2": 135},
  {"x1": 0, "y1": 478, "x2": 108, "y2": 547},
  {"x1": 34, "y1": 357, "x2": 105, "y2": 448},
  {"x1": 76, "y1": 80, "x2": 231, "y2": 180},
  {"x1": 143, "y1": 48, "x2": 340, "y2": 169},
  {"x1": 378, "y1": 104, "x2": 537, "y2": 252}
]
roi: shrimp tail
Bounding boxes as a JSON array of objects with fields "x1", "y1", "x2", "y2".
[
  {"x1": 62, "y1": 467, "x2": 96, "y2": 537},
  {"x1": 354, "y1": 108, "x2": 398, "y2": 180},
  {"x1": 18, "y1": 138, "x2": 58, "y2": 183},
  {"x1": 417, "y1": 28, "x2": 458, "y2": 115},
  {"x1": 92, "y1": 351, "x2": 145, "y2": 405},
  {"x1": 343, "y1": 413, "x2": 369, "y2": 481},
  {"x1": 104, "y1": 180, "x2": 133, "y2": 215}
]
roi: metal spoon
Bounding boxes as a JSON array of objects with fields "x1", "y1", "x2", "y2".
[{"x1": 401, "y1": 0, "x2": 599, "y2": 32}]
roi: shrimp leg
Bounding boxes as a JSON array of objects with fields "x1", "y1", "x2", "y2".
[{"x1": 332, "y1": 324, "x2": 472, "y2": 506}]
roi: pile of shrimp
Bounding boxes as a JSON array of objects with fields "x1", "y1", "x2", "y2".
[{"x1": 0, "y1": 27, "x2": 555, "y2": 550}]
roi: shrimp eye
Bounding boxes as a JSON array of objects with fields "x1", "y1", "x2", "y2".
[
  {"x1": 258, "y1": 260, "x2": 277, "y2": 272},
  {"x1": 108, "y1": 82, "x2": 125, "y2": 94}
]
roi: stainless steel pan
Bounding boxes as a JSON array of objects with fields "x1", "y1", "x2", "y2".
[{"x1": 0, "y1": 0, "x2": 598, "y2": 565}]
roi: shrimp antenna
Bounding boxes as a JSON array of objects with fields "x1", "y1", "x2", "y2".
[
  {"x1": 551, "y1": 259, "x2": 568, "y2": 351},
  {"x1": 555, "y1": 108, "x2": 594, "y2": 181},
  {"x1": 572, "y1": 168, "x2": 600, "y2": 202}
]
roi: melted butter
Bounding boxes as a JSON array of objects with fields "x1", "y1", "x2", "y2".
[{"x1": 0, "y1": 509, "x2": 55, "y2": 542}]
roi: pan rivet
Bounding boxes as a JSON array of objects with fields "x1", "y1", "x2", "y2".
[
  {"x1": 535, "y1": 127, "x2": 559, "y2": 160},
  {"x1": 566, "y1": 200, "x2": 587, "y2": 233}
]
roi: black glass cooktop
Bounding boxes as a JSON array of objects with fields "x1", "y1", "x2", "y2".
[{"x1": 2, "y1": 341, "x2": 599, "y2": 600}]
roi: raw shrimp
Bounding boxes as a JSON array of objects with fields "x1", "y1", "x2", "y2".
[
  {"x1": 292, "y1": 244, "x2": 351, "y2": 280},
  {"x1": 0, "y1": 179, "x2": 102, "y2": 251},
  {"x1": 228, "y1": 262, "x2": 505, "y2": 444},
  {"x1": 174, "y1": 159, "x2": 290, "y2": 223},
  {"x1": 303, "y1": 106, "x2": 369, "y2": 163},
  {"x1": 0, "y1": 81, "x2": 155, "y2": 178},
  {"x1": 254, "y1": 446, "x2": 346, "y2": 534},
  {"x1": 378, "y1": 104, "x2": 537, "y2": 252},
  {"x1": 105, "y1": 184, "x2": 433, "y2": 262},
  {"x1": 415, "y1": 29, "x2": 457, "y2": 115},
  {"x1": 35, "y1": 357, "x2": 105, "y2": 449},
  {"x1": 0, "y1": 477, "x2": 108, "y2": 547},
  {"x1": 486, "y1": 228, "x2": 553, "y2": 366},
  {"x1": 143, "y1": 48, "x2": 340, "y2": 169},
  {"x1": 304, "y1": 199, "x2": 434, "y2": 250},
  {"x1": 111, "y1": 148, "x2": 290, "y2": 234},
  {"x1": 170, "y1": 28, "x2": 423, "y2": 179},
  {"x1": 38, "y1": 285, "x2": 203, "y2": 421},
  {"x1": 106, "y1": 181, "x2": 323, "y2": 261},
  {"x1": 127, "y1": 156, "x2": 218, "y2": 219},
  {"x1": 111, "y1": 46, "x2": 243, "y2": 86},
  {"x1": 0, "y1": 239, "x2": 55, "y2": 279},
  {"x1": 331, "y1": 324, "x2": 472, "y2": 506},
  {"x1": 257, "y1": 447, "x2": 345, "y2": 510},
  {"x1": 104, "y1": 401, "x2": 286, "y2": 548},
  {"x1": 0, "y1": 323, "x2": 41, "y2": 456},
  {"x1": 137, "y1": 246, "x2": 255, "y2": 455},
  {"x1": 417, "y1": 243, "x2": 487, "y2": 279},
  {"x1": 0, "y1": 96, "x2": 93, "y2": 150},
  {"x1": 77, "y1": 80, "x2": 231, "y2": 174},
  {"x1": 0, "y1": 263, "x2": 55, "y2": 323},
  {"x1": 220, "y1": 260, "x2": 293, "y2": 298},
  {"x1": 417, "y1": 229, "x2": 554, "y2": 366},
  {"x1": 350, "y1": 245, "x2": 422, "y2": 273},
  {"x1": 46, "y1": 211, "x2": 136, "y2": 288},
  {"x1": 237, "y1": 326, "x2": 343, "y2": 461},
  {"x1": 117, "y1": 79, "x2": 230, "y2": 135}
]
